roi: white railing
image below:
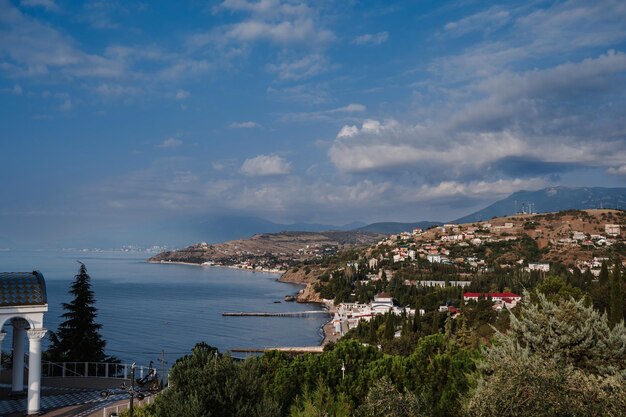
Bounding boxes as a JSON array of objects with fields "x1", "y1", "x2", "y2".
[
  {"x1": 102, "y1": 393, "x2": 155, "y2": 417},
  {"x1": 42, "y1": 361, "x2": 153, "y2": 380}
]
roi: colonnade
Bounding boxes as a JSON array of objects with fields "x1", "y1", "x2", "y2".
[{"x1": 0, "y1": 319, "x2": 47, "y2": 414}]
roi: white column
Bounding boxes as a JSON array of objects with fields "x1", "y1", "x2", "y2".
[
  {"x1": 27, "y1": 328, "x2": 47, "y2": 415},
  {"x1": 0, "y1": 331, "x2": 6, "y2": 373},
  {"x1": 11, "y1": 320, "x2": 28, "y2": 393}
]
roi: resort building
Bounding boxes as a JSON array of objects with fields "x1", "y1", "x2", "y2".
[{"x1": 333, "y1": 293, "x2": 415, "y2": 335}]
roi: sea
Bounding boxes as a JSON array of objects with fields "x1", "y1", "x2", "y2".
[{"x1": 0, "y1": 250, "x2": 328, "y2": 370}]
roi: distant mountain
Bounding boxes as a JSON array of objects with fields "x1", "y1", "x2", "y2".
[
  {"x1": 357, "y1": 221, "x2": 441, "y2": 234},
  {"x1": 197, "y1": 216, "x2": 366, "y2": 243},
  {"x1": 454, "y1": 186, "x2": 626, "y2": 224}
]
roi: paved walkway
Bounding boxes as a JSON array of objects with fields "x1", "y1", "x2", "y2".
[{"x1": 0, "y1": 372, "x2": 150, "y2": 417}]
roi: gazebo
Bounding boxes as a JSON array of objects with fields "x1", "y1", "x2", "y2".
[{"x1": 0, "y1": 271, "x2": 48, "y2": 415}]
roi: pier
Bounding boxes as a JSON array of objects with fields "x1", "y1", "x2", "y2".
[
  {"x1": 222, "y1": 311, "x2": 329, "y2": 317},
  {"x1": 231, "y1": 346, "x2": 324, "y2": 353}
]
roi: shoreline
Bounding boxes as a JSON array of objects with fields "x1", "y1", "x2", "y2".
[
  {"x1": 318, "y1": 300, "x2": 340, "y2": 346},
  {"x1": 147, "y1": 260, "x2": 286, "y2": 275},
  {"x1": 149, "y1": 259, "x2": 336, "y2": 348}
]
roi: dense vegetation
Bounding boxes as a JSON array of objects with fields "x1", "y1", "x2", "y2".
[{"x1": 125, "y1": 258, "x2": 625, "y2": 417}]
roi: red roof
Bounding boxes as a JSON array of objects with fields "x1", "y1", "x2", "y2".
[
  {"x1": 376, "y1": 292, "x2": 392, "y2": 298},
  {"x1": 464, "y1": 292, "x2": 521, "y2": 299}
]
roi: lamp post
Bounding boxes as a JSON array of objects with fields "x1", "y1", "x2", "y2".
[
  {"x1": 129, "y1": 363, "x2": 135, "y2": 417},
  {"x1": 341, "y1": 361, "x2": 345, "y2": 380},
  {"x1": 100, "y1": 362, "x2": 146, "y2": 417}
]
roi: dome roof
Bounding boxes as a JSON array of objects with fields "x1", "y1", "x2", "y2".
[{"x1": 0, "y1": 271, "x2": 47, "y2": 307}]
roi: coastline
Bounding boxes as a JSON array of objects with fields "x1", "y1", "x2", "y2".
[
  {"x1": 149, "y1": 259, "x2": 336, "y2": 348},
  {"x1": 147, "y1": 260, "x2": 285, "y2": 275},
  {"x1": 319, "y1": 301, "x2": 340, "y2": 346}
]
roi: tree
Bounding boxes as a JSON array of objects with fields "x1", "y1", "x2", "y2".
[
  {"x1": 151, "y1": 343, "x2": 279, "y2": 417},
  {"x1": 465, "y1": 293, "x2": 626, "y2": 417},
  {"x1": 609, "y1": 259, "x2": 624, "y2": 327},
  {"x1": 358, "y1": 377, "x2": 429, "y2": 417},
  {"x1": 289, "y1": 379, "x2": 352, "y2": 417},
  {"x1": 599, "y1": 260, "x2": 610, "y2": 284},
  {"x1": 47, "y1": 262, "x2": 108, "y2": 362}
]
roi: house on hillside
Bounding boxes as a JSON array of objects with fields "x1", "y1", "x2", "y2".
[
  {"x1": 463, "y1": 292, "x2": 522, "y2": 310},
  {"x1": 605, "y1": 224, "x2": 621, "y2": 237}
]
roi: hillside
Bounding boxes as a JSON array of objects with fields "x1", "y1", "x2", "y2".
[
  {"x1": 455, "y1": 186, "x2": 626, "y2": 223},
  {"x1": 148, "y1": 230, "x2": 385, "y2": 270},
  {"x1": 280, "y1": 209, "x2": 625, "y2": 303}
]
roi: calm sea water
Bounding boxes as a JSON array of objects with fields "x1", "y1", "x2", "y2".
[{"x1": 0, "y1": 250, "x2": 327, "y2": 368}]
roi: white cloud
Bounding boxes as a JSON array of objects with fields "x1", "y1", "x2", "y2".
[
  {"x1": 443, "y1": 8, "x2": 510, "y2": 36},
  {"x1": 157, "y1": 138, "x2": 183, "y2": 148},
  {"x1": 281, "y1": 103, "x2": 366, "y2": 122},
  {"x1": 240, "y1": 154, "x2": 292, "y2": 176},
  {"x1": 0, "y1": 1, "x2": 213, "y2": 89},
  {"x1": 352, "y1": 31, "x2": 389, "y2": 46},
  {"x1": 267, "y1": 53, "x2": 333, "y2": 80},
  {"x1": 431, "y1": 0, "x2": 626, "y2": 82},
  {"x1": 213, "y1": 1, "x2": 334, "y2": 47},
  {"x1": 607, "y1": 165, "x2": 626, "y2": 176},
  {"x1": 12, "y1": 84, "x2": 22, "y2": 95},
  {"x1": 330, "y1": 51, "x2": 626, "y2": 176},
  {"x1": 175, "y1": 89, "x2": 190, "y2": 100},
  {"x1": 224, "y1": 18, "x2": 333, "y2": 45},
  {"x1": 20, "y1": 0, "x2": 59, "y2": 12},
  {"x1": 230, "y1": 121, "x2": 261, "y2": 128}
]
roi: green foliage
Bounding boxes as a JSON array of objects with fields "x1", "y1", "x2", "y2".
[
  {"x1": 150, "y1": 343, "x2": 279, "y2": 417},
  {"x1": 534, "y1": 275, "x2": 586, "y2": 302},
  {"x1": 289, "y1": 379, "x2": 352, "y2": 417},
  {"x1": 46, "y1": 263, "x2": 109, "y2": 362},
  {"x1": 120, "y1": 404, "x2": 156, "y2": 417},
  {"x1": 465, "y1": 294, "x2": 626, "y2": 417},
  {"x1": 599, "y1": 261, "x2": 610, "y2": 283},
  {"x1": 609, "y1": 259, "x2": 624, "y2": 327},
  {"x1": 357, "y1": 377, "x2": 429, "y2": 417}
]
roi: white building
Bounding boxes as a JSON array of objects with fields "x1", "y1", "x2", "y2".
[
  {"x1": 333, "y1": 293, "x2": 415, "y2": 335},
  {"x1": 527, "y1": 262, "x2": 550, "y2": 272},
  {"x1": 605, "y1": 224, "x2": 621, "y2": 236},
  {"x1": 427, "y1": 254, "x2": 442, "y2": 263},
  {"x1": 410, "y1": 280, "x2": 472, "y2": 288},
  {"x1": 463, "y1": 292, "x2": 522, "y2": 310}
]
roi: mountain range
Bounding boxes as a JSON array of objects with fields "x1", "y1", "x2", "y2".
[{"x1": 454, "y1": 186, "x2": 626, "y2": 224}]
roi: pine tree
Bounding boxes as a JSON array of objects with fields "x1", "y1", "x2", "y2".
[
  {"x1": 47, "y1": 262, "x2": 108, "y2": 362},
  {"x1": 466, "y1": 293, "x2": 626, "y2": 416},
  {"x1": 609, "y1": 259, "x2": 624, "y2": 327}
]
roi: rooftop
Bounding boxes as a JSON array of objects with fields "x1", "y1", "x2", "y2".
[{"x1": 0, "y1": 271, "x2": 47, "y2": 307}]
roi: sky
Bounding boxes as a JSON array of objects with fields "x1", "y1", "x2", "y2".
[{"x1": 1, "y1": 0, "x2": 626, "y2": 248}]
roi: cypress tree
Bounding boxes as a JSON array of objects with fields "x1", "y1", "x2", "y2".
[
  {"x1": 599, "y1": 261, "x2": 609, "y2": 283},
  {"x1": 47, "y1": 262, "x2": 108, "y2": 362},
  {"x1": 609, "y1": 259, "x2": 624, "y2": 327}
]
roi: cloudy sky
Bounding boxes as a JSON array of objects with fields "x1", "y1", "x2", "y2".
[{"x1": 1, "y1": 0, "x2": 626, "y2": 247}]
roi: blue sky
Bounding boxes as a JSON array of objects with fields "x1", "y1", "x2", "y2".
[{"x1": 1, "y1": 0, "x2": 626, "y2": 247}]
